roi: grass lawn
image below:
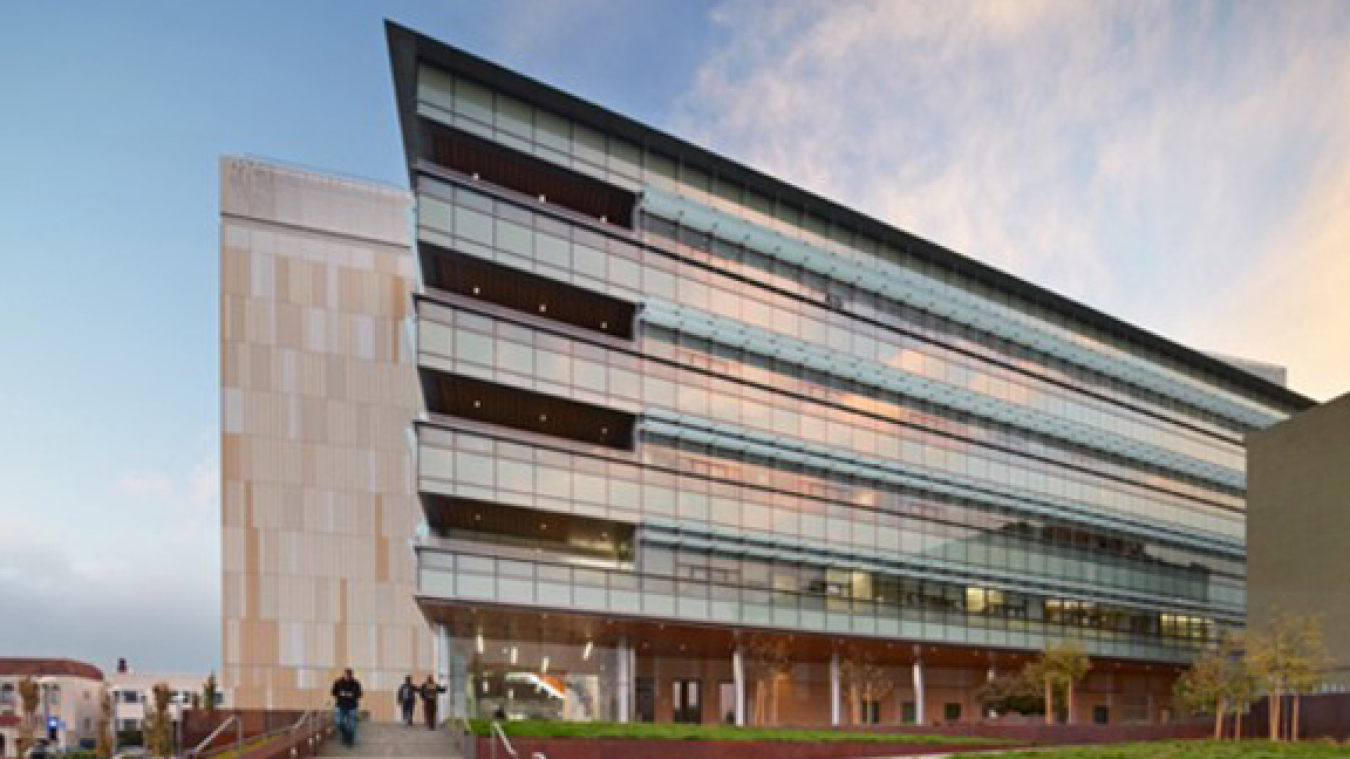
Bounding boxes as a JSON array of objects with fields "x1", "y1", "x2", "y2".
[
  {"x1": 470, "y1": 719, "x2": 1015, "y2": 745},
  {"x1": 994, "y1": 741, "x2": 1350, "y2": 758}
]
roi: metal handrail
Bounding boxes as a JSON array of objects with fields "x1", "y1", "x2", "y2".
[
  {"x1": 188, "y1": 707, "x2": 331, "y2": 759},
  {"x1": 489, "y1": 721, "x2": 545, "y2": 759},
  {"x1": 186, "y1": 714, "x2": 243, "y2": 759}
]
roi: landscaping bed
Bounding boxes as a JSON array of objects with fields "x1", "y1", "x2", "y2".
[
  {"x1": 470, "y1": 721, "x2": 1024, "y2": 758},
  {"x1": 994, "y1": 740, "x2": 1350, "y2": 758}
]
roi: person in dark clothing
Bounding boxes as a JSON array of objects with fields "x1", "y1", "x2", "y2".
[
  {"x1": 331, "y1": 668, "x2": 363, "y2": 747},
  {"x1": 396, "y1": 676, "x2": 417, "y2": 727},
  {"x1": 419, "y1": 676, "x2": 446, "y2": 730}
]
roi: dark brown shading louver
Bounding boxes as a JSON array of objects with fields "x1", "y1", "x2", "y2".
[
  {"x1": 421, "y1": 370, "x2": 636, "y2": 450},
  {"x1": 422, "y1": 243, "x2": 636, "y2": 338},
  {"x1": 419, "y1": 118, "x2": 636, "y2": 227}
]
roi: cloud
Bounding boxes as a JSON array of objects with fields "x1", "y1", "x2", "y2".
[
  {"x1": 0, "y1": 454, "x2": 220, "y2": 671},
  {"x1": 676, "y1": 0, "x2": 1350, "y2": 400},
  {"x1": 115, "y1": 471, "x2": 176, "y2": 500}
]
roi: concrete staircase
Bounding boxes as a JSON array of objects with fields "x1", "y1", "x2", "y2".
[{"x1": 317, "y1": 721, "x2": 461, "y2": 759}]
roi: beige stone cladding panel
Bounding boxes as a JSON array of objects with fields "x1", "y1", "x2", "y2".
[{"x1": 220, "y1": 157, "x2": 427, "y2": 719}]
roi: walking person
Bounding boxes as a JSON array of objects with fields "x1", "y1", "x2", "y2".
[
  {"x1": 331, "y1": 668, "x2": 363, "y2": 747},
  {"x1": 419, "y1": 675, "x2": 447, "y2": 730},
  {"x1": 396, "y1": 676, "x2": 417, "y2": 727}
]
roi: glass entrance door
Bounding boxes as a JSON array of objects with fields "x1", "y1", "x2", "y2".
[{"x1": 672, "y1": 679, "x2": 701, "y2": 724}]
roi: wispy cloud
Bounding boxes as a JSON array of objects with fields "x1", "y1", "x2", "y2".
[{"x1": 676, "y1": 0, "x2": 1350, "y2": 399}]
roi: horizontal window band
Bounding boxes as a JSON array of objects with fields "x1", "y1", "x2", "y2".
[
  {"x1": 639, "y1": 187, "x2": 1282, "y2": 430},
  {"x1": 640, "y1": 298, "x2": 1244, "y2": 491},
  {"x1": 641, "y1": 411, "x2": 1244, "y2": 559}
]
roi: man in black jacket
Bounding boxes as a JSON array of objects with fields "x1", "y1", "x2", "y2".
[
  {"x1": 419, "y1": 676, "x2": 446, "y2": 730},
  {"x1": 396, "y1": 676, "x2": 417, "y2": 727},
  {"x1": 331, "y1": 668, "x2": 363, "y2": 747}
]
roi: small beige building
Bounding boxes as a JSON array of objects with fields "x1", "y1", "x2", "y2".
[
  {"x1": 0, "y1": 659, "x2": 104, "y2": 756},
  {"x1": 107, "y1": 666, "x2": 229, "y2": 738},
  {"x1": 1248, "y1": 389, "x2": 1350, "y2": 688}
]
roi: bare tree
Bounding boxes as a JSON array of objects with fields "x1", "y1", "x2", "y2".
[
  {"x1": 745, "y1": 636, "x2": 792, "y2": 726},
  {"x1": 839, "y1": 646, "x2": 895, "y2": 726}
]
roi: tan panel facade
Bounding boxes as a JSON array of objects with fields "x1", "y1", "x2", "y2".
[
  {"x1": 1248, "y1": 390, "x2": 1350, "y2": 688},
  {"x1": 220, "y1": 157, "x2": 428, "y2": 718}
]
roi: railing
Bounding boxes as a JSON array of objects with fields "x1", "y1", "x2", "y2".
[
  {"x1": 489, "y1": 721, "x2": 546, "y2": 759},
  {"x1": 187, "y1": 706, "x2": 332, "y2": 759},
  {"x1": 187, "y1": 714, "x2": 244, "y2": 759}
]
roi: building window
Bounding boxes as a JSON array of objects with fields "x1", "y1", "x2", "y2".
[
  {"x1": 1093, "y1": 705, "x2": 1110, "y2": 725},
  {"x1": 901, "y1": 701, "x2": 916, "y2": 724},
  {"x1": 944, "y1": 703, "x2": 962, "y2": 722}
]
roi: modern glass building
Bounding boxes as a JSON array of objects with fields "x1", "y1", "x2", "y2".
[{"x1": 385, "y1": 23, "x2": 1314, "y2": 726}]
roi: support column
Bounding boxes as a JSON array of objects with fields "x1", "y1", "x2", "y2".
[
  {"x1": 985, "y1": 663, "x2": 997, "y2": 719},
  {"x1": 912, "y1": 659, "x2": 926, "y2": 726},
  {"x1": 616, "y1": 635, "x2": 632, "y2": 724},
  {"x1": 733, "y1": 642, "x2": 746, "y2": 727},
  {"x1": 436, "y1": 624, "x2": 452, "y2": 722},
  {"x1": 830, "y1": 649, "x2": 842, "y2": 727}
]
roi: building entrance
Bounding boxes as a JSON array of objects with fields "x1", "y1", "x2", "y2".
[{"x1": 672, "y1": 679, "x2": 701, "y2": 724}]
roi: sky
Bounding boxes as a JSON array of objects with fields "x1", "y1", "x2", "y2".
[{"x1": 1, "y1": 0, "x2": 1348, "y2": 674}]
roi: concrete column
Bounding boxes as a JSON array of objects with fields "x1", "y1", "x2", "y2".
[
  {"x1": 732, "y1": 643, "x2": 746, "y2": 727},
  {"x1": 912, "y1": 659, "x2": 926, "y2": 726},
  {"x1": 986, "y1": 664, "x2": 997, "y2": 719},
  {"x1": 437, "y1": 624, "x2": 452, "y2": 721},
  {"x1": 616, "y1": 635, "x2": 632, "y2": 724},
  {"x1": 829, "y1": 649, "x2": 842, "y2": 727}
]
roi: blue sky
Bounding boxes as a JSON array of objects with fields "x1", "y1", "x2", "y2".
[{"x1": 2, "y1": 1, "x2": 1349, "y2": 673}]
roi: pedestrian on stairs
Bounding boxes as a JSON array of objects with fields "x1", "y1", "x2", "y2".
[
  {"x1": 419, "y1": 675, "x2": 446, "y2": 730},
  {"x1": 331, "y1": 668, "x2": 363, "y2": 747},
  {"x1": 396, "y1": 676, "x2": 417, "y2": 726}
]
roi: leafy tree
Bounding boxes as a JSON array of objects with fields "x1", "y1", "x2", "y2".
[
  {"x1": 976, "y1": 670, "x2": 1045, "y2": 716},
  {"x1": 18, "y1": 677, "x2": 39, "y2": 757},
  {"x1": 1174, "y1": 635, "x2": 1256, "y2": 739},
  {"x1": 95, "y1": 687, "x2": 114, "y2": 759},
  {"x1": 143, "y1": 683, "x2": 174, "y2": 757},
  {"x1": 1033, "y1": 641, "x2": 1091, "y2": 725},
  {"x1": 1248, "y1": 613, "x2": 1330, "y2": 741},
  {"x1": 202, "y1": 673, "x2": 219, "y2": 712}
]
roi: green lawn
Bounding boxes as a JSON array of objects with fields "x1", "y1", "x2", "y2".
[
  {"x1": 470, "y1": 719, "x2": 1014, "y2": 745},
  {"x1": 995, "y1": 741, "x2": 1350, "y2": 758}
]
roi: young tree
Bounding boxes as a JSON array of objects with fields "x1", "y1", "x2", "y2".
[
  {"x1": 976, "y1": 670, "x2": 1045, "y2": 717},
  {"x1": 1248, "y1": 613, "x2": 1330, "y2": 741},
  {"x1": 17, "y1": 677, "x2": 39, "y2": 757},
  {"x1": 1034, "y1": 641, "x2": 1091, "y2": 725},
  {"x1": 96, "y1": 687, "x2": 115, "y2": 759},
  {"x1": 1174, "y1": 644, "x2": 1234, "y2": 739},
  {"x1": 839, "y1": 647, "x2": 895, "y2": 725},
  {"x1": 143, "y1": 683, "x2": 175, "y2": 757},
  {"x1": 202, "y1": 673, "x2": 219, "y2": 712},
  {"x1": 745, "y1": 636, "x2": 792, "y2": 726}
]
